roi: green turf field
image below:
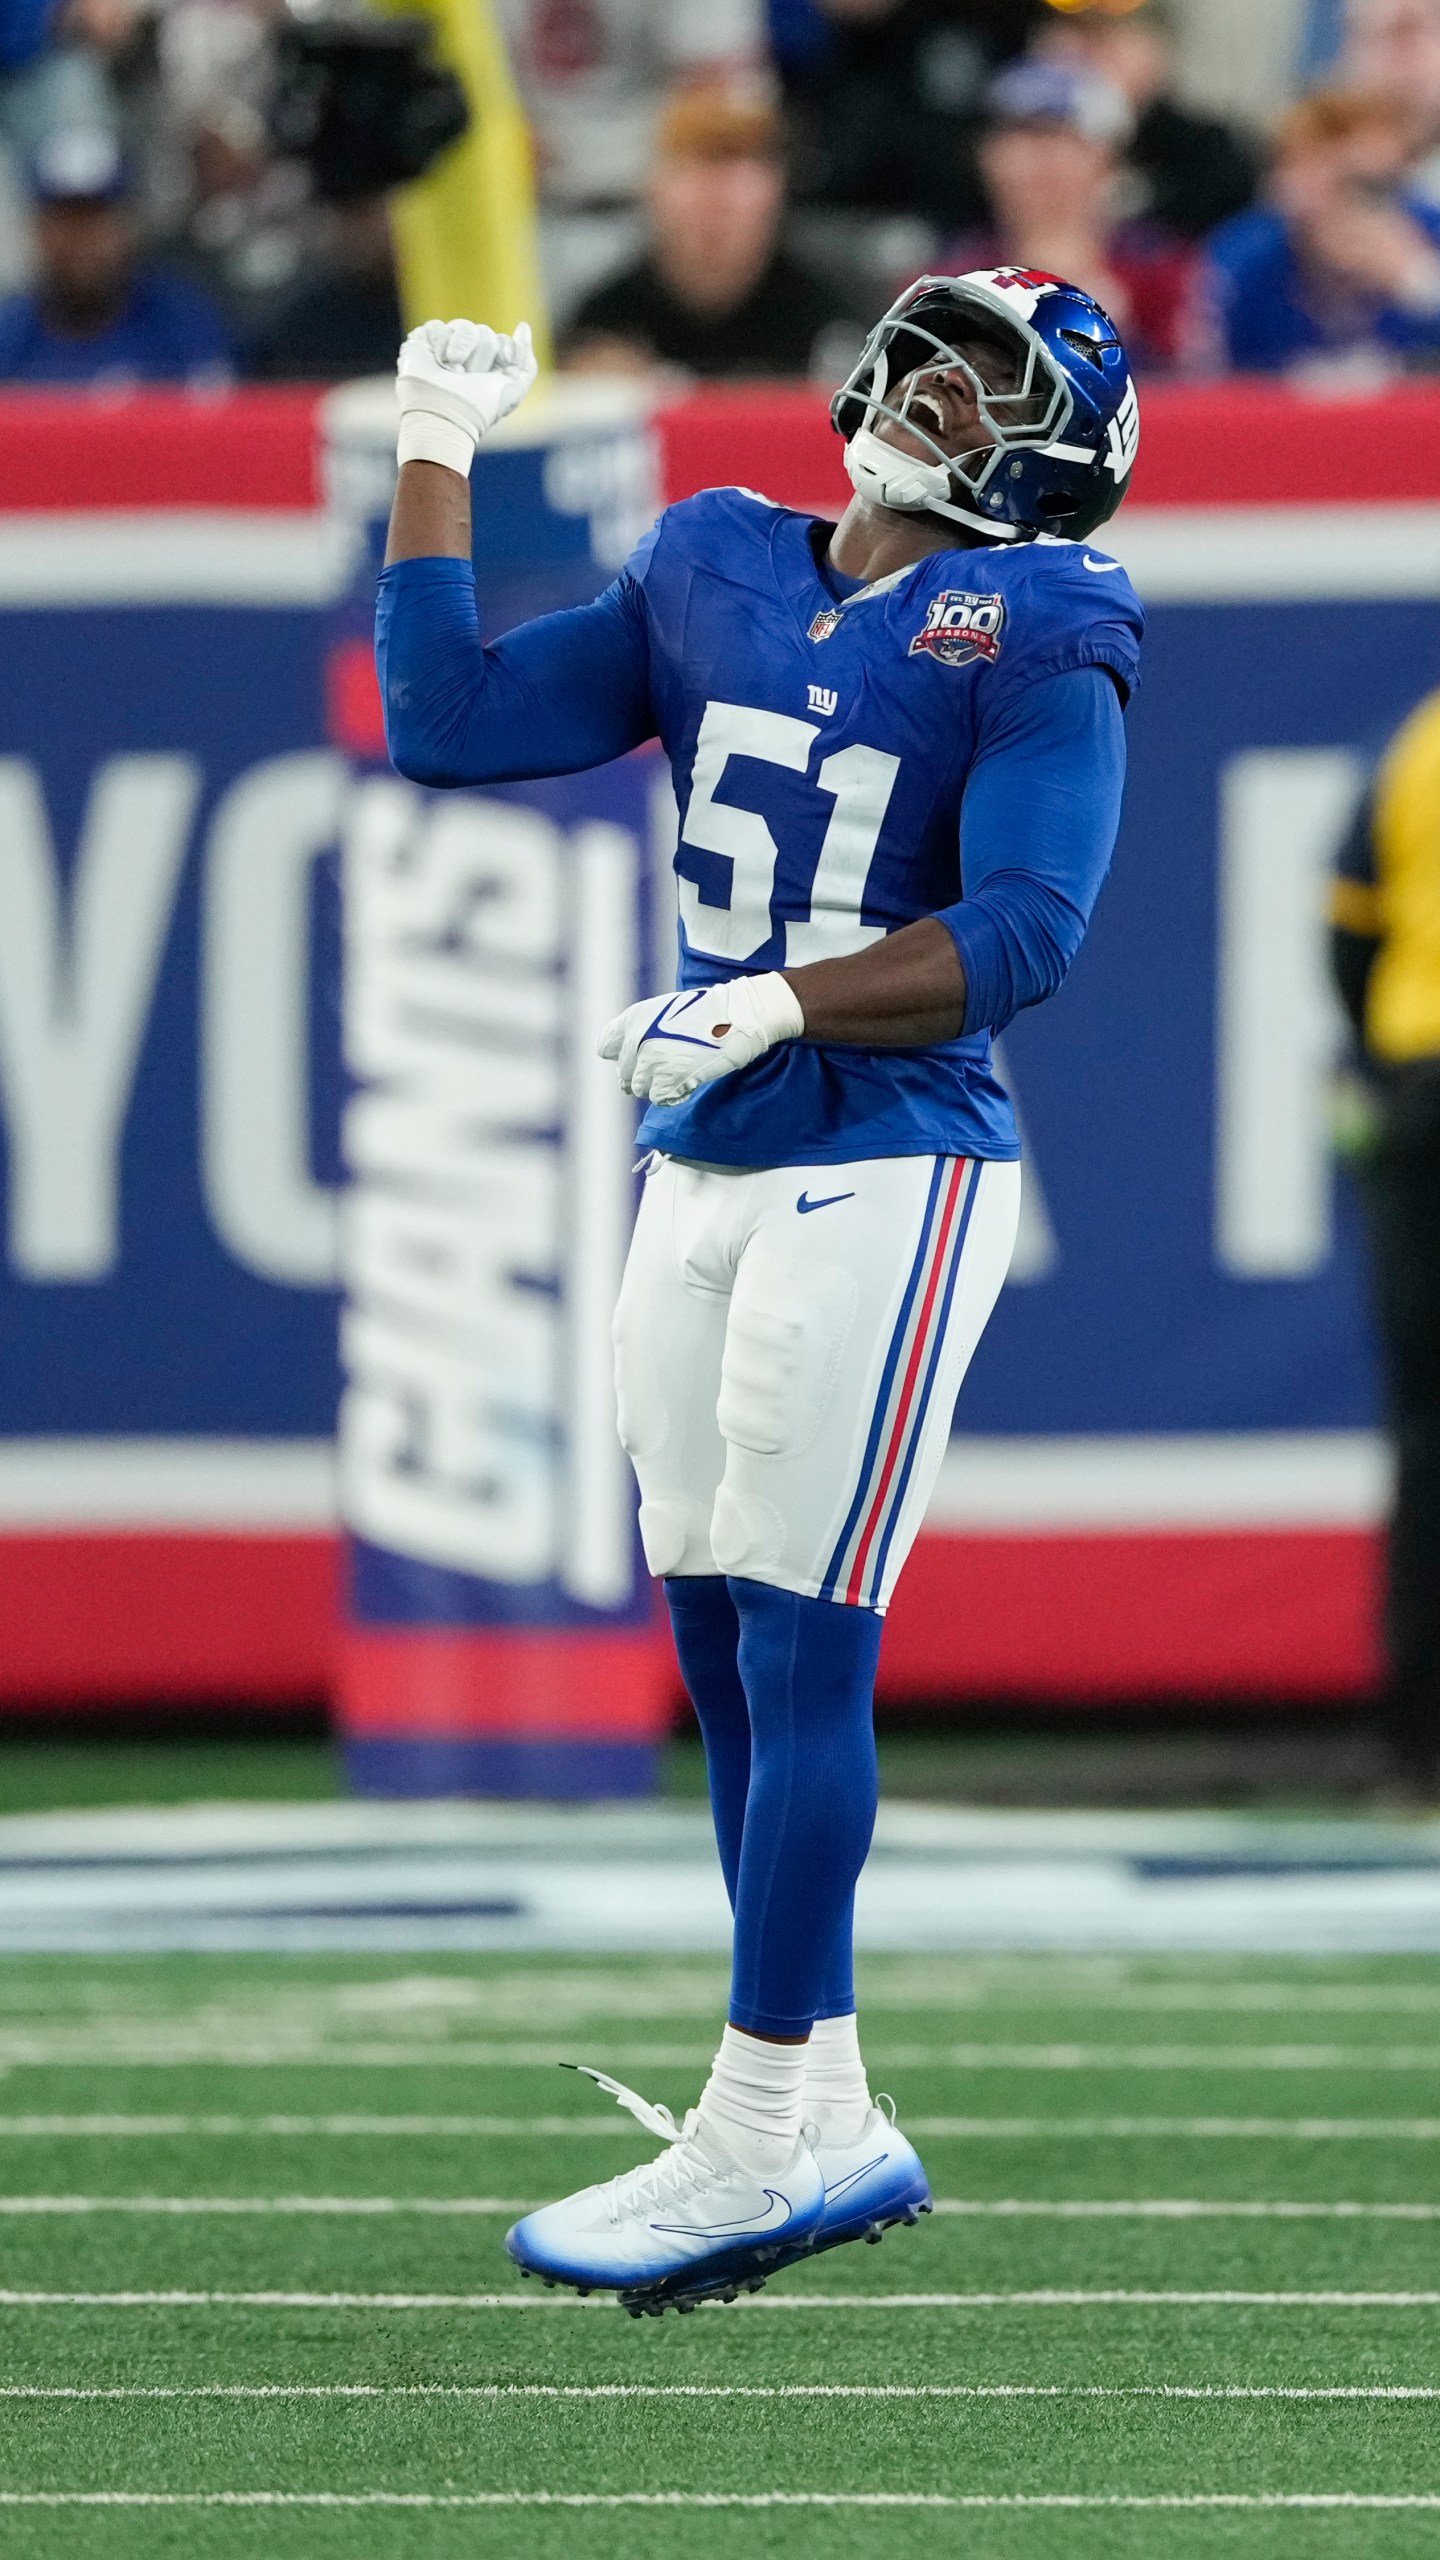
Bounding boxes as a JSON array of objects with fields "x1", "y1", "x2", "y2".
[
  {"x1": 1, "y1": 1723, "x2": 1405, "y2": 1816},
  {"x1": 0, "y1": 1951, "x2": 1438, "y2": 2558}
]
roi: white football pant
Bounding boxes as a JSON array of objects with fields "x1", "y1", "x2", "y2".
[{"x1": 613, "y1": 1151, "x2": 1020, "y2": 1611}]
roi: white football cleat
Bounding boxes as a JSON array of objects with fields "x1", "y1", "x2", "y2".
[
  {"x1": 505, "y1": 2067, "x2": 825, "y2": 2316},
  {"x1": 766, "y1": 2098, "x2": 932, "y2": 2275}
]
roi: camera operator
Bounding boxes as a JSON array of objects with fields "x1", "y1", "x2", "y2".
[{"x1": 242, "y1": 13, "x2": 466, "y2": 379}]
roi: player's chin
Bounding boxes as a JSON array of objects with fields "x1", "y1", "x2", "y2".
[{"x1": 874, "y1": 419, "x2": 937, "y2": 465}]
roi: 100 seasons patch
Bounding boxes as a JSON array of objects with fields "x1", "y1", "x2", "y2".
[{"x1": 908, "y1": 590, "x2": 1006, "y2": 667}]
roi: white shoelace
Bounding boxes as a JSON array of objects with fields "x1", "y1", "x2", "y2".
[{"x1": 565, "y1": 2065, "x2": 723, "y2": 2230}]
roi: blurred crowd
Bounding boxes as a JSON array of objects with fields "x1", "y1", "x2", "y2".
[{"x1": 4, "y1": 0, "x2": 1440, "y2": 388}]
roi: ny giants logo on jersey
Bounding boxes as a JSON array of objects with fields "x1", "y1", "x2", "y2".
[{"x1": 908, "y1": 589, "x2": 1007, "y2": 669}]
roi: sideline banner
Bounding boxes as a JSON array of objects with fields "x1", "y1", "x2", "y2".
[
  {"x1": 326, "y1": 380, "x2": 675, "y2": 1793},
  {"x1": 0, "y1": 382, "x2": 1428, "y2": 1715}
]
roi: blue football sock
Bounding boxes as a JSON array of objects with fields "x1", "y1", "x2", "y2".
[
  {"x1": 726, "y1": 1576, "x2": 882, "y2": 2040},
  {"x1": 666, "y1": 1573, "x2": 860, "y2": 2020},
  {"x1": 815, "y1": 1889, "x2": 860, "y2": 2025},
  {"x1": 664, "y1": 1575, "x2": 749, "y2": 1908}
]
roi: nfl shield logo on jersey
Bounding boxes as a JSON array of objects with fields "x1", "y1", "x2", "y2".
[
  {"x1": 908, "y1": 590, "x2": 1007, "y2": 668},
  {"x1": 808, "y1": 606, "x2": 844, "y2": 643}
]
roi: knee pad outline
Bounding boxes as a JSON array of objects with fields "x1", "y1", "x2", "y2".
[
  {"x1": 637, "y1": 1497, "x2": 696, "y2": 1579},
  {"x1": 709, "y1": 1478, "x2": 788, "y2": 1578}
]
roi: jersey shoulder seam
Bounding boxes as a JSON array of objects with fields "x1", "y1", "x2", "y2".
[{"x1": 1010, "y1": 642, "x2": 1140, "y2": 699}]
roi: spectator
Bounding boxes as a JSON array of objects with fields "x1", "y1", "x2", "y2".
[
  {"x1": 1035, "y1": 0, "x2": 1260, "y2": 240},
  {"x1": 1202, "y1": 89, "x2": 1440, "y2": 377},
  {"x1": 1330, "y1": 691, "x2": 1440, "y2": 1794},
  {"x1": 946, "y1": 58, "x2": 1199, "y2": 373},
  {"x1": 1, "y1": 0, "x2": 58, "y2": 71},
  {"x1": 563, "y1": 89, "x2": 851, "y2": 378},
  {"x1": 55, "y1": 0, "x2": 217, "y2": 242},
  {"x1": 783, "y1": 0, "x2": 1045, "y2": 230},
  {"x1": 244, "y1": 192, "x2": 399, "y2": 380},
  {"x1": 0, "y1": 0, "x2": 118, "y2": 290},
  {"x1": 0, "y1": 122, "x2": 232, "y2": 381},
  {"x1": 499, "y1": 0, "x2": 767, "y2": 322},
  {"x1": 1341, "y1": 0, "x2": 1440, "y2": 203},
  {"x1": 125, "y1": 1, "x2": 309, "y2": 328}
]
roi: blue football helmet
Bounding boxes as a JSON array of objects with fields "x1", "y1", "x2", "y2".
[{"x1": 831, "y1": 268, "x2": 1140, "y2": 545}]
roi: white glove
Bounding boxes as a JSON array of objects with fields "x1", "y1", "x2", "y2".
[
  {"x1": 395, "y1": 318, "x2": 538, "y2": 477},
  {"x1": 598, "y1": 973, "x2": 805, "y2": 1107}
]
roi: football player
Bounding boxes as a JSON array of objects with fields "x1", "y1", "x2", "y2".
[{"x1": 377, "y1": 271, "x2": 1143, "y2": 2313}]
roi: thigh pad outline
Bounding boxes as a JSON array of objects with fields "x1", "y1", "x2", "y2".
[{"x1": 716, "y1": 1248, "x2": 858, "y2": 1462}]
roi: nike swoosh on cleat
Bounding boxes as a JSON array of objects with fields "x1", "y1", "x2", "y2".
[
  {"x1": 1082, "y1": 556, "x2": 1124, "y2": 572},
  {"x1": 649, "y1": 2189, "x2": 794, "y2": 2238},
  {"x1": 822, "y1": 2153, "x2": 891, "y2": 2205},
  {"x1": 796, "y1": 1190, "x2": 856, "y2": 1215}
]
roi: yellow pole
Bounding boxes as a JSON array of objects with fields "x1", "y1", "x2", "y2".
[{"x1": 379, "y1": 0, "x2": 550, "y2": 363}]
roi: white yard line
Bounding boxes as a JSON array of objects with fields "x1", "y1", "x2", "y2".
[
  {"x1": 1003, "y1": 1990, "x2": 1440, "y2": 2016},
  {"x1": 933, "y1": 2200, "x2": 1440, "y2": 2219},
  {"x1": 0, "y1": 2044, "x2": 720, "y2": 2071},
  {"x1": 9, "y1": 1971, "x2": 1440, "y2": 2002},
  {"x1": 2, "y1": 2289, "x2": 1437, "y2": 2310},
  {"x1": 5, "y1": 2041, "x2": 1440, "y2": 2070},
  {"x1": 0, "y1": 2196, "x2": 529, "y2": 2214},
  {"x1": 0, "y1": 2193, "x2": 1434, "y2": 2218},
  {"x1": 0, "y1": 2117, "x2": 632, "y2": 2139},
  {"x1": 917, "y1": 2047, "x2": 1440, "y2": 2070},
  {"x1": 1, "y1": 2113, "x2": 1437, "y2": 2141},
  {"x1": 1, "y1": 2492, "x2": 1439, "y2": 2511},
  {"x1": 1, "y1": 2383, "x2": 1437, "y2": 2402},
  {"x1": 10, "y1": 1983, "x2": 1440, "y2": 2019},
  {"x1": 910, "y1": 2118, "x2": 1440, "y2": 2139}
]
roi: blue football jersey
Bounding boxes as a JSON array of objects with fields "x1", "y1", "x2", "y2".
[{"x1": 620, "y1": 488, "x2": 1142, "y2": 1167}]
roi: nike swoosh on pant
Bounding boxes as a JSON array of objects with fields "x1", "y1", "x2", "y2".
[
  {"x1": 796, "y1": 1190, "x2": 856, "y2": 1214},
  {"x1": 649, "y1": 2189, "x2": 793, "y2": 2238}
]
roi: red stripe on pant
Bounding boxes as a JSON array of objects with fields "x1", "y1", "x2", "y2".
[{"x1": 844, "y1": 1158, "x2": 969, "y2": 1608}]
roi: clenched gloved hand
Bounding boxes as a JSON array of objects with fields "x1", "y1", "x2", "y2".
[
  {"x1": 599, "y1": 975, "x2": 805, "y2": 1107},
  {"x1": 395, "y1": 318, "x2": 538, "y2": 478}
]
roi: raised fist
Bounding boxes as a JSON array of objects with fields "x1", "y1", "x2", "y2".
[{"x1": 395, "y1": 318, "x2": 538, "y2": 476}]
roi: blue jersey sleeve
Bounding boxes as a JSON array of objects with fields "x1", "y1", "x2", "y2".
[
  {"x1": 937, "y1": 663, "x2": 1126, "y2": 1037},
  {"x1": 376, "y1": 553, "x2": 656, "y2": 788}
]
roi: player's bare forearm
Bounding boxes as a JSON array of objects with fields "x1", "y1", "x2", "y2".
[
  {"x1": 783, "y1": 916, "x2": 967, "y2": 1047},
  {"x1": 385, "y1": 461, "x2": 472, "y2": 566}
]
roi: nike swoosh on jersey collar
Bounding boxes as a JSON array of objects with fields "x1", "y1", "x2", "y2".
[{"x1": 1082, "y1": 555, "x2": 1125, "y2": 572}]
